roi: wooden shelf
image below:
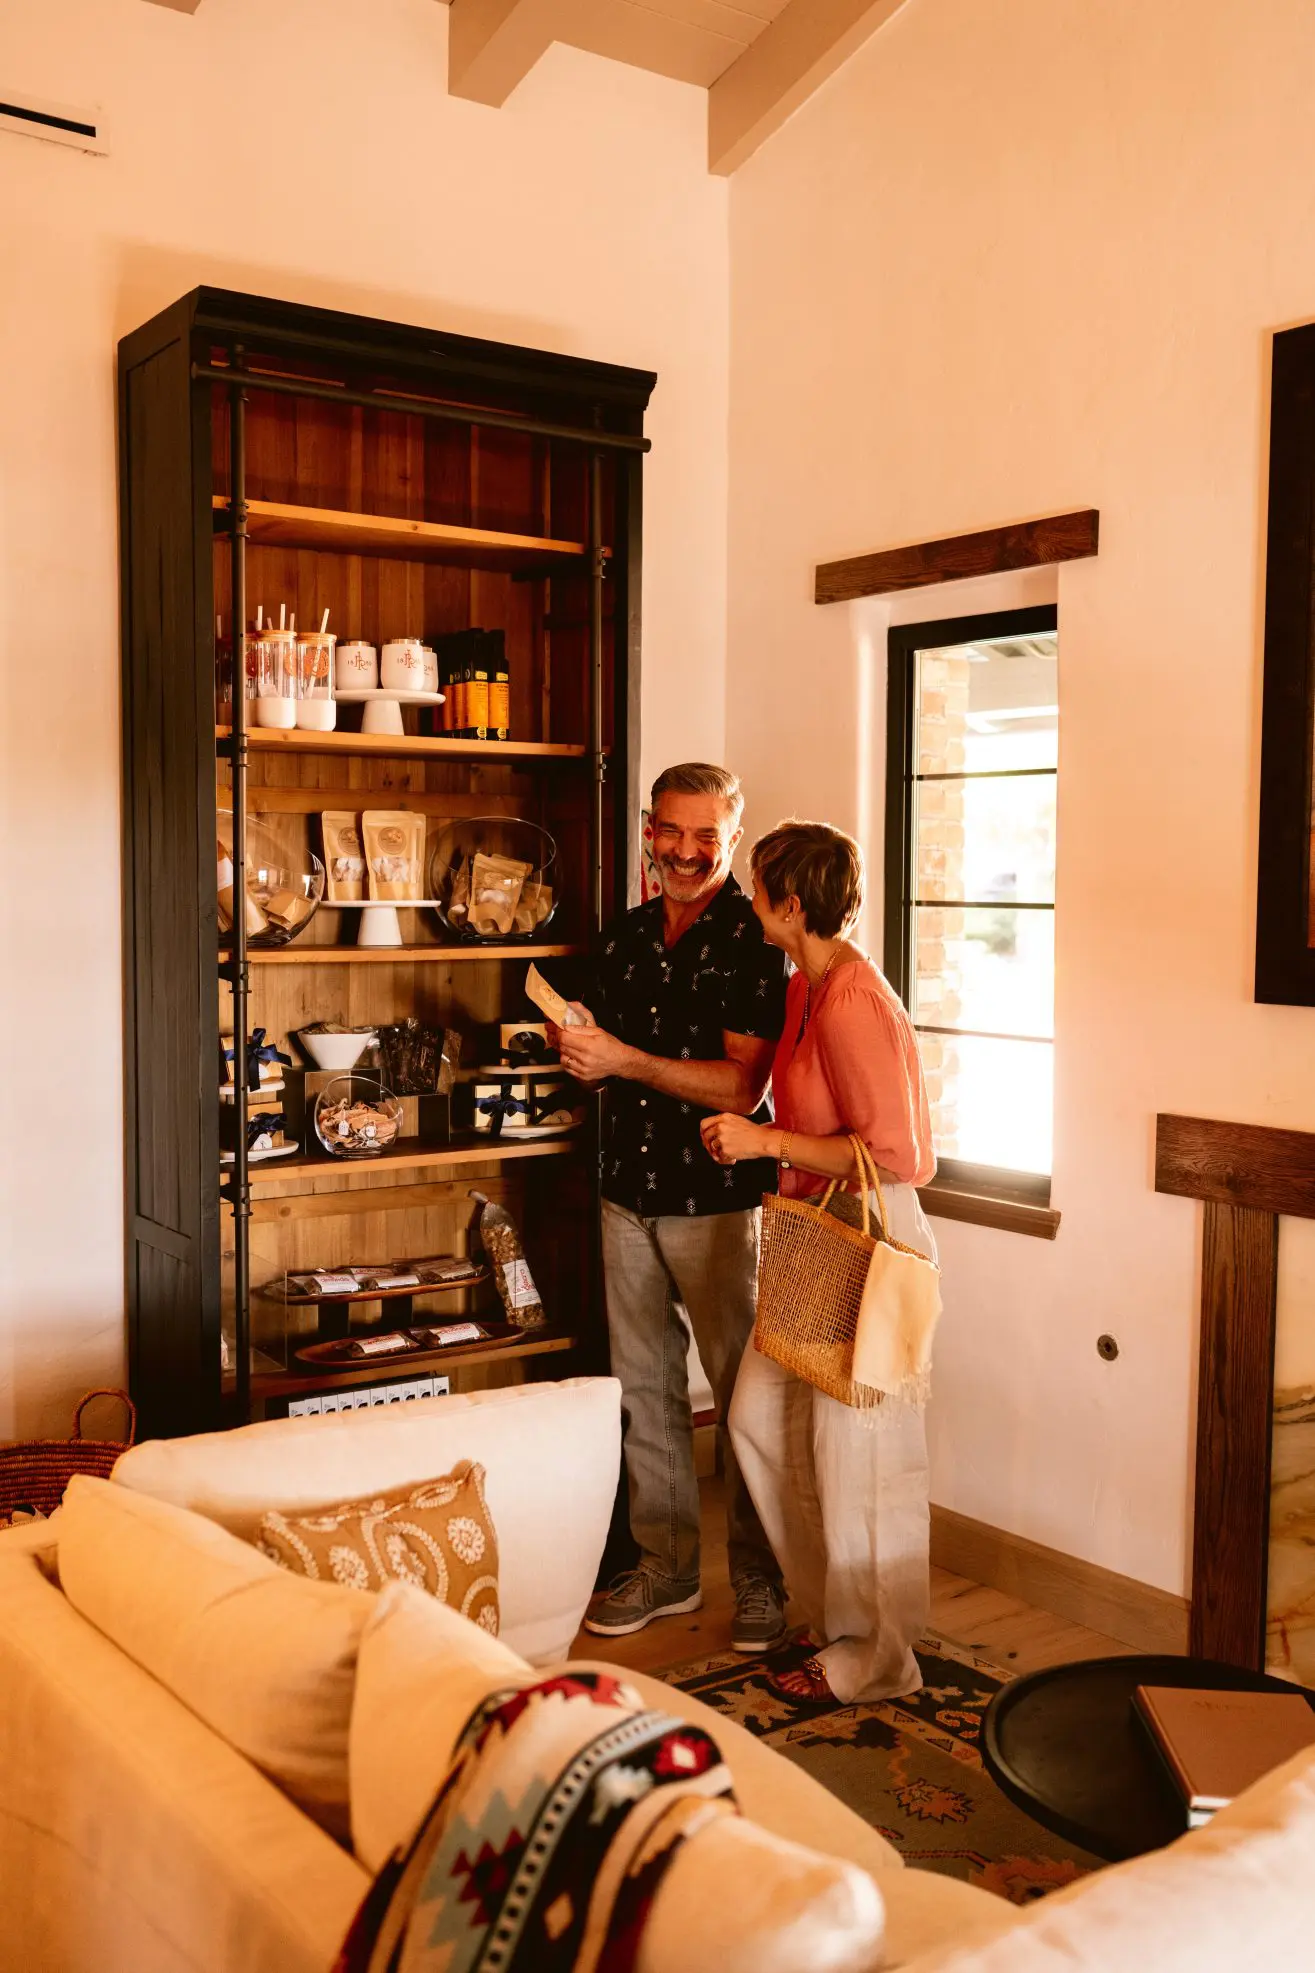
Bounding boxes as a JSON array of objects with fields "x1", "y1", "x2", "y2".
[
  {"x1": 245, "y1": 941, "x2": 581, "y2": 966},
  {"x1": 213, "y1": 496, "x2": 591, "y2": 573},
  {"x1": 248, "y1": 1327, "x2": 577, "y2": 1401},
  {"x1": 245, "y1": 1134, "x2": 580, "y2": 1191},
  {"x1": 216, "y1": 726, "x2": 589, "y2": 763}
]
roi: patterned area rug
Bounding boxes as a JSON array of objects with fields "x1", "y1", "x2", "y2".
[{"x1": 665, "y1": 1631, "x2": 1102, "y2": 1904}]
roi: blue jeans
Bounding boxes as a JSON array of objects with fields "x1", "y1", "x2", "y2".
[{"x1": 601, "y1": 1200, "x2": 781, "y2": 1593}]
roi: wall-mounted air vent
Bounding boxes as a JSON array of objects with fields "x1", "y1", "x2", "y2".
[{"x1": 0, "y1": 88, "x2": 107, "y2": 156}]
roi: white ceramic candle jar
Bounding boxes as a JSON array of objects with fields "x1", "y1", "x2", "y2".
[
  {"x1": 336, "y1": 641, "x2": 378, "y2": 691},
  {"x1": 380, "y1": 638, "x2": 427, "y2": 692}
]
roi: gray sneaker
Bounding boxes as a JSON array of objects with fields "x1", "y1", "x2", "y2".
[
  {"x1": 732, "y1": 1576, "x2": 788, "y2": 1654},
  {"x1": 583, "y1": 1569, "x2": 703, "y2": 1638}
]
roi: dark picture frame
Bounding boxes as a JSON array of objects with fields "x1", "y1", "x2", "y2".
[{"x1": 1256, "y1": 324, "x2": 1315, "y2": 1005}]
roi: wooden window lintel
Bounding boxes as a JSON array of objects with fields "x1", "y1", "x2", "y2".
[{"x1": 815, "y1": 509, "x2": 1099, "y2": 606}]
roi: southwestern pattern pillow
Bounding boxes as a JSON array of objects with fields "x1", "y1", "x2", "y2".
[{"x1": 255, "y1": 1460, "x2": 499, "y2": 1634}]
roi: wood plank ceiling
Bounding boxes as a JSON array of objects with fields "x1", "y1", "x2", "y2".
[{"x1": 141, "y1": 0, "x2": 910, "y2": 173}]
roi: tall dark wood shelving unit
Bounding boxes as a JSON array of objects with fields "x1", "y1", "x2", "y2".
[{"x1": 119, "y1": 288, "x2": 652, "y2": 1440}]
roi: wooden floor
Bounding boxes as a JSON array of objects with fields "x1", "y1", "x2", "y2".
[{"x1": 573, "y1": 1475, "x2": 1134, "y2": 1679}]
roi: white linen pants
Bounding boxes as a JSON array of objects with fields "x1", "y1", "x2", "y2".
[{"x1": 729, "y1": 1182, "x2": 937, "y2": 1705}]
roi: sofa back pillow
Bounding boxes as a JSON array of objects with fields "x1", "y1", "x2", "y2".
[
  {"x1": 350, "y1": 1579, "x2": 534, "y2": 1870},
  {"x1": 111, "y1": 1377, "x2": 620, "y2": 1663},
  {"x1": 58, "y1": 1474, "x2": 372, "y2": 1843},
  {"x1": 347, "y1": 1582, "x2": 883, "y2": 1972},
  {"x1": 256, "y1": 1461, "x2": 498, "y2": 1635},
  {"x1": 640, "y1": 1817, "x2": 884, "y2": 1973},
  {"x1": 903, "y1": 1740, "x2": 1315, "y2": 1970}
]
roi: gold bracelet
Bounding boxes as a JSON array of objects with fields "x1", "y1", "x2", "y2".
[{"x1": 778, "y1": 1131, "x2": 793, "y2": 1170}]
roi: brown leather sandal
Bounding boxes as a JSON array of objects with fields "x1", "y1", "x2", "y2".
[{"x1": 764, "y1": 1655, "x2": 837, "y2": 1707}]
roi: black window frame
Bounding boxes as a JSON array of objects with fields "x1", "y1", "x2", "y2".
[{"x1": 884, "y1": 603, "x2": 1059, "y2": 1208}]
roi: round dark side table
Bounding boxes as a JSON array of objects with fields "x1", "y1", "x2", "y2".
[{"x1": 980, "y1": 1653, "x2": 1315, "y2": 1863}]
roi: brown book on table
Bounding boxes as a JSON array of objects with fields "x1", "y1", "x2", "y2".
[{"x1": 1133, "y1": 1685, "x2": 1315, "y2": 1828}]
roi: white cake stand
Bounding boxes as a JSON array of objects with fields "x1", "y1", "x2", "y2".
[
  {"x1": 335, "y1": 688, "x2": 446, "y2": 736},
  {"x1": 320, "y1": 899, "x2": 446, "y2": 949}
]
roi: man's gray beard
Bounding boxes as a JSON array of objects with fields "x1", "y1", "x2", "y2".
[{"x1": 660, "y1": 864, "x2": 716, "y2": 901}]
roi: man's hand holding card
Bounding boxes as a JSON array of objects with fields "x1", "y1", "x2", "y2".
[{"x1": 525, "y1": 963, "x2": 634, "y2": 1086}]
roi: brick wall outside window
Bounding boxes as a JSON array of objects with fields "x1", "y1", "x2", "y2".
[{"x1": 912, "y1": 652, "x2": 971, "y2": 1157}]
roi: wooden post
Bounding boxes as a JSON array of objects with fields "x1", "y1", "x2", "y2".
[
  {"x1": 1189, "y1": 1202, "x2": 1279, "y2": 1666},
  {"x1": 1155, "y1": 1114, "x2": 1315, "y2": 1668}
]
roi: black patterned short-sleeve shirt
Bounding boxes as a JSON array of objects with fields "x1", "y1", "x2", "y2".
[{"x1": 590, "y1": 876, "x2": 787, "y2": 1218}]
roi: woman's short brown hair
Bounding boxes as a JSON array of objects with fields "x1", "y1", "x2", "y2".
[{"x1": 750, "y1": 820, "x2": 865, "y2": 939}]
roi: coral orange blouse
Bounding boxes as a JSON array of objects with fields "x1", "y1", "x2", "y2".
[{"x1": 772, "y1": 957, "x2": 935, "y2": 1196}]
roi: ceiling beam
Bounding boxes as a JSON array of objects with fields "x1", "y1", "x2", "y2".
[
  {"x1": 708, "y1": 0, "x2": 910, "y2": 175},
  {"x1": 447, "y1": 0, "x2": 559, "y2": 107}
]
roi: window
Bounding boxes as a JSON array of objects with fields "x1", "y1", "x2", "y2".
[{"x1": 885, "y1": 606, "x2": 1058, "y2": 1203}]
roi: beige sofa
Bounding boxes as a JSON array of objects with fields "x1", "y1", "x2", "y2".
[{"x1": 0, "y1": 1376, "x2": 1311, "y2": 1972}]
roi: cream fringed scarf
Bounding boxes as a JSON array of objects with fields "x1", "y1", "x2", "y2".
[{"x1": 822, "y1": 1180, "x2": 941, "y2": 1414}]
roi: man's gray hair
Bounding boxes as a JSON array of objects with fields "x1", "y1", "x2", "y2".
[{"x1": 650, "y1": 762, "x2": 744, "y2": 825}]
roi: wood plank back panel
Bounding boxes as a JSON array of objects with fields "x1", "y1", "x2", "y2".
[
  {"x1": 1156, "y1": 1112, "x2": 1315, "y2": 1220},
  {"x1": 1189, "y1": 1200, "x2": 1279, "y2": 1665},
  {"x1": 815, "y1": 509, "x2": 1100, "y2": 605}
]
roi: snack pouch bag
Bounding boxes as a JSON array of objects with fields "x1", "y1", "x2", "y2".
[
  {"x1": 469, "y1": 852, "x2": 531, "y2": 936},
  {"x1": 322, "y1": 812, "x2": 366, "y2": 903},
  {"x1": 363, "y1": 810, "x2": 424, "y2": 901}
]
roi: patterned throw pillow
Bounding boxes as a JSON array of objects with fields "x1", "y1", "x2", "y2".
[{"x1": 255, "y1": 1461, "x2": 499, "y2": 1635}]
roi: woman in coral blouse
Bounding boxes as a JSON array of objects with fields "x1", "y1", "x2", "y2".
[{"x1": 701, "y1": 820, "x2": 936, "y2": 1707}]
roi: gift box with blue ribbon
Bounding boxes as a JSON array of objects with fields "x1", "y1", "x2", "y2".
[{"x1": 469, "y1": 1068, "x2": 582, "y2": 1140}]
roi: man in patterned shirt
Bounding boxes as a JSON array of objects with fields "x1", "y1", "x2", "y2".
[{"x1": 552, "y1": 763, "x2": 788, "y2": 1651}]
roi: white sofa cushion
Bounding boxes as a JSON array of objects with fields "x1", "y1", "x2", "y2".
[
  {"x1": 350, "y1": 1583, "x2": 884, "y2": 1972},
  {"x1": 112, "y1": 1376, "x2": 621, "y2": 1663},
  {"x1": 903, "y1": 1740, "x2": 1315, "y2": 1970},
  {"x1": 0, "y1": 1546, "x2": 367, "y2": 1973},
  {"x1": 348, "y1": 1582, "x2": 903, "y2": 1884},
  {"x1": 58, "y1": 1475, "x2": 372, "y2": 1843}
]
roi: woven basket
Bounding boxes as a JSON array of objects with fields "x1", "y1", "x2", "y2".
[
  {"x1": 0, "y1": 1389, "x2": 137, "y2": 1527},
  {"x1": 756, "y1": 1136, "x2": 915, "y2": 1408}
]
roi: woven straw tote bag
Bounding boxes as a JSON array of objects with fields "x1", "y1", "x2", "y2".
[
  {"x1": 755, "y1": 1136, "x2": 940, "y2": 1408},
  {"x1": 0, "y1": 1389, "x2": 136, "y2": 1527}
]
